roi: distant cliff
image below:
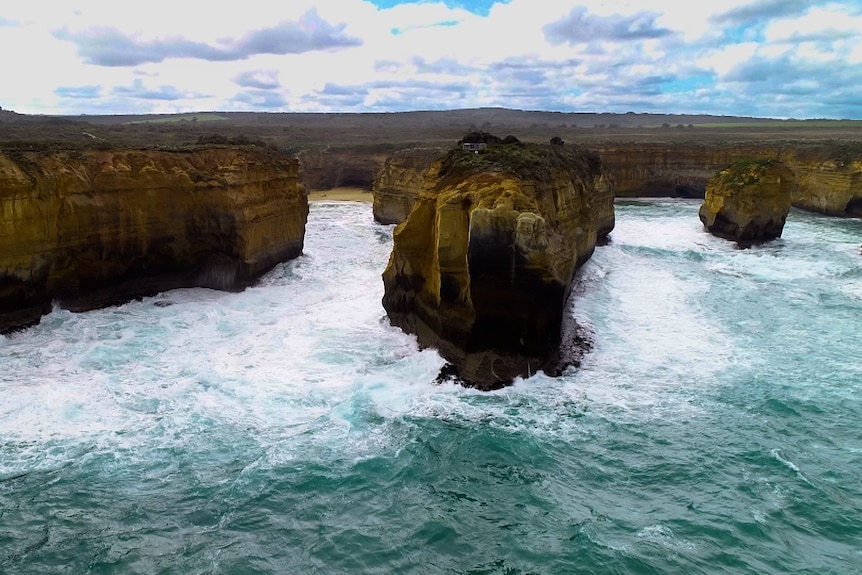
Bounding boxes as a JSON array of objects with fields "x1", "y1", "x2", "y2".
[
  {"x1": 780, "y1": 147, "x2": 862, "y2": 216},
  {"x1": 297, "y1": 147, "x2": 390, "y2": 191},
  {"x1": 595, "y1": 142, "x2": 862, "y2": 216},
  {"x1": 382, "y1": 141, "x2": 614, "y2": 389},
  {"x1": 1, "y1": 147, "x2": 307, "y2": 332}
]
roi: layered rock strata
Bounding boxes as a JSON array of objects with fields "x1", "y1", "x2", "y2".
[
  {"x1": 371, "y1": 147, "x2": 445, "y2": 224},
  {"x1": 381, "y1": 143, "x2": 614, "y2": 389},
  {"x1": 595, "y1": 143, "x2": 774, "y2": 198},
  {"x1": 1, "y1": 147, "x2": 307, "y2": 333},
  {"x1": 779, "y1": 149, "x2": 862, "y2": 216},
  {"x1": 297, "y1": 147, "x2": 389, "y2": 192},
  {"x1": 699, "y1": 160, "x2": 795, "y2": 244},
  {"x1": 595, "y1": 143, "x2": 861, "y2": 216}
]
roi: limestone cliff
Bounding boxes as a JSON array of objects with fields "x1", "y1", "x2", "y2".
[
  {"x1": 297, "y1": 147, "x2": 390, "y2": 191},
  {"x1": 779, "y1": 148, "x2": 862, "y2": 216},
  {"x1": 1, "y1": 147, "x2": 307, "y2": 332},
  {"x1": 699, "y1": 160, "x2": 795, "y2": 244},
  {"x1": 371, "y1": 148, "x2": 445, "y2": 224},
  {"x1": 381, "y1": 143, "x2": 614, "y2": 389},
  {"x1": 595, "y1": 143, "x2": 780, "y2": 198},
  {"x1": 596, "y1": 142, "x2": 861, "y2": 217}
]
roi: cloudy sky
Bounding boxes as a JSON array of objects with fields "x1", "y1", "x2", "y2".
[{"x1": 1, "y1": 0, "x2": 860, "y2": 118}]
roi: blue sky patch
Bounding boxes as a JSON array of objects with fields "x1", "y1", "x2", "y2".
[
  {"x1": 392, "y1": 19, "x2": 459, "y2": 34},
  {"x1": 369, "y1": 0, "x2": 506, "y2": 17},
  {"x1": 660, "y1": 74, "x2": 715, "y2": 93}
]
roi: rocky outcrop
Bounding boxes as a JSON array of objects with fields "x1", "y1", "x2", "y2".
[
  {"x1": 1, "y1": 147, "x2": 307, "y2": 333},
  {"x1": 381, "y1": 143, "x2": 614, "y2": 389},
  {"x1": 371, "y1": 147, "x2": 445, "y2": 224},
  {"x1": 699, "y1": 160, "x2": 795, "y2": 244}
]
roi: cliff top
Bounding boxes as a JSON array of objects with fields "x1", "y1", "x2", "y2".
[
  {"x1": 711, "y1": 159, "x2": 792, "y2": 191},
  {"x1": 438, "y1": 134, "x2": 603, "y2": 184}
]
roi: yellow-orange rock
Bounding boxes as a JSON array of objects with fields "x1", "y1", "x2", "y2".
[
  {"x1": 381, "y1": 143, "x2": 613, "y2": 389},
  {"x1": 1, "y1": 147, "x2": 307, "y2": 332},
  {"x1": 371, "y1": 147, "x2": 444, "y2": 224},
  {"x1": 596, "y1": 142, "x2": 861, "y2": 216},
  {"x1": 699, "y1": 160, "x2": 795, "y2": 244},
  {"x1": 779, "y1": 149, "x2": 862, "y2": 216}
]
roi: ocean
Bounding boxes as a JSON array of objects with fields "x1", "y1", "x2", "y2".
[{"x1": 1, "y1": 199, "x2": 860, "y2": 574}]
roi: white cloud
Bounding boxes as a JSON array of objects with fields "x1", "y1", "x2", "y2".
[
  {"x1": 0, "y1": 0, "x2": 859, "y2": 118},
  {"x1": 765, "y1": 6, "x2": 862, "y2": 42},
  {"x1": 698, "y1": 42, "x2": 760, "y2": 77}
]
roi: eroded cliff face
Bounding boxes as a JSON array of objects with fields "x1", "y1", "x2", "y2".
[
  {"x1": 780, "y1": 150, "x2": 862, "y2": 216},
  {"x1": 371, "y1": 147, "x2": 444, "y2": 224},
  {"x1": 297, "y1": 148, "x2": 389, "y2": 191},
  {"x1": 699, "y1": 160, "x2": 795, "y2": 244},
  {"x1": 596, "y1": 143, "x2": 780, "y2": 198},
  {"x1": 596, "y1": 143, "x2": 862, "y2": 217},
  {"x1": 1, "y1": 148, "x2": 307, "y2": 332},
  {"x1": 381, "y1": 144, "x2": 614, "y2": 389}
]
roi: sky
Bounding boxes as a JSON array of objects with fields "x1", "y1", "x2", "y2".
[{"x1": 1, "y1": 0, "x2": 861, "y2": 119}]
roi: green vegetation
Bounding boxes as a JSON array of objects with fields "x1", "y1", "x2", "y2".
[
  {"x1": 718, "y1": 158, "x2": 776, "y2": 187},
  {"x1": 439, "y1": 132, "x2": 602, "y2": 183},
  {"x1": 2, "y1": 109, "x2": 861, "y2": 154},
  {"x1": 695, "y1": 120, "x2": 862, "y2": 129},
  {"x1": 730, "y1": 158, "x2": 773, "y2": 170},
  {"x1": 825, "y1": 140, "x2": 862, "y2": 166},
  {"x1": 128, "y1": 113, "x2": 228, "y2": 124}
]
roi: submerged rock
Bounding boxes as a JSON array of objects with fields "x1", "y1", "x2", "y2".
[
  {"x1": 699, "y1": 159, "x2": 795, "y2": 245},
  {"x1": 381, "y1": 141, "x2": 613, "y2": 389}
]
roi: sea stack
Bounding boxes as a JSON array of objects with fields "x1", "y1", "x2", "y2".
[
  {"x1": 699, "y1": 159, "x2": 795, "y2": 245},
  {"x1": 381, "y1": 134, "x2": 614, "y2": 389}
]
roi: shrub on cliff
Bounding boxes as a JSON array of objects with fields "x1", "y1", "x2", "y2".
[
  {"x1": 457, "y1": 131, "x2": 501, "y2": 146},
  {"x1": 196, "y1": 133, "x2": 269, "y2": 147},
  {"x1": 826, "y1": 140, "x2": 862, "y2": 167},
  {"x1": 439, "y1": 135, "x2": 602, "y2": 185},
  {"x1": 197, "y1": 133, "x2": 230, "y2": 145}
]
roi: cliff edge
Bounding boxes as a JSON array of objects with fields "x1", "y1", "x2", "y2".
[{"x1": 1, "y1": 147, "x2": 307, "y2": 332}]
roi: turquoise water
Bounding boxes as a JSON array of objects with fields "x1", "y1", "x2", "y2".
[{"x1": 1, "y1": 200, "x2": 860, "y2": 574}]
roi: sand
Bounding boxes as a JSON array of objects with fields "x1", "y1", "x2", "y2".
[{"x1": 307, "y1": 187, "x2": 372, "y2": 203}]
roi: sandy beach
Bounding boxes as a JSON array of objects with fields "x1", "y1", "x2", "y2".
[{"x1": 307, "y1": 187, "x2": 372, "y2": 203}]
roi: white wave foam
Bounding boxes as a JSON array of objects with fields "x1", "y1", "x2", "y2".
[
  {"x1": 636, "y1": 524, "x2": 698, "y2": 551},
  {"x1": 1, "y1": 202, "x2": 856, "y2": 477},
  {"x1": 771, "y1": 448, "x2": 814, "y2": 487}
]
